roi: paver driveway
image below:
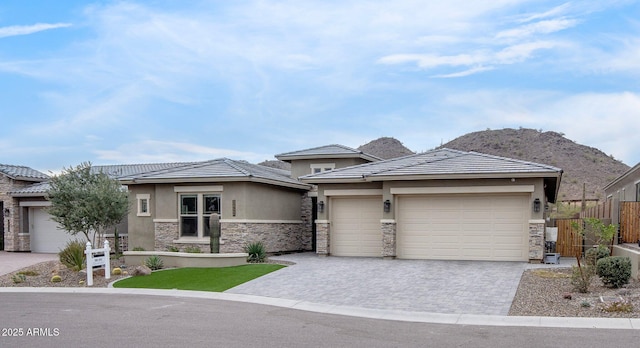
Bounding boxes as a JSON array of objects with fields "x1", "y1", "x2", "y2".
[
  {"x1": 0, "y1": 251, "x2": 58, "y2": 276},
  {"x1": 227, "y1": 253, "x2": 532, "y2": 315}
]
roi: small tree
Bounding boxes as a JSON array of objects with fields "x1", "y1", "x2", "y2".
[
  {"x1": 569, "y1": 218, "x2": 618, "y2": 293},
  {"x1": 47, "y1": 162, "x2": 129, "y2": 246}
]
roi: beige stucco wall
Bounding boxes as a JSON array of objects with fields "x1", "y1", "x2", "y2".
[
  {"x1": 315, "y1": 177, "x2": 548, "y2": 222},
  {"x1": 604, "y1": 166, "x2": 639, "y2": 225},
  {"x1": 127, "y1": 181, "x2": 306, "y2": 251},
  {"x1": 290, "y1": 158, "x2": 371, "y2": 179},
  {"x1": 127, "y1": 184, "x2": 156, "y2": 250}
]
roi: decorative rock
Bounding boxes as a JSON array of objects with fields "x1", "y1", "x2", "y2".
[
  {"x1": 563, "y1": 292, "x2": 572, "y2": 300},
  {"x1": 132, "y1": 265, "x2": 152, "y2": 276}
]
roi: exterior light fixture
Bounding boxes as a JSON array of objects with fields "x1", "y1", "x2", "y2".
[
  {"x1": 3, "y1": 208, "x2": 9, "y2": 215},
  {"x1": 318, "y1": 201, "x2": 324, "y2": 213},
  {"x1": 533, "y1": 198, "x2": 541, "y2": 213},
  {"x1": 383, "y1": 199, "x2": 391, "y2": 213}
]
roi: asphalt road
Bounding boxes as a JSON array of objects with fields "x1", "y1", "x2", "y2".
[{"x1": 1, "y1": 293, "x2": 638, "y2": 348}]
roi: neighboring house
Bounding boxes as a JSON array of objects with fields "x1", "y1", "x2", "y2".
[
  {"x1": 299, "y1": 148, "x2": 563, "y2": 262},
  {"x1": 1, "y1": 164, "x2": 49, "y2": 251},
  {"x1": 5, "y1": 163, "x2": 191, "y2": 253},
  {"x1": 603, "y1": 163, "x2": 640, "y2": 243}
]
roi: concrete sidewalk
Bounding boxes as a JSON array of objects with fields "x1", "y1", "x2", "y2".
[{"x1": 0, "y1": 251, "x2": 58, "y2": 276}]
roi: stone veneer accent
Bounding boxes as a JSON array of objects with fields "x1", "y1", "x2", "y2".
[
  {"x1": 154, "y1": 221, "x2": 179, "y2": 252},
  {"x1": 528, "y1": 220, "x2": 546, "y2": 262},
  {"x1": 220, "y1": 221, "x2": 307, "y2": 253},
  {"x1": 1, "y1": 176, "x2": 31, "y2": 252},
  {"x1": 153, "y1": 220, "x2": 308, "y2": 254},
  {"x1": 315, "y1": 221, "x2": 330, "y2": 255},
  {"x1": 381, "y1": 220, "x2": 396, "y2": 259},
  {"x1": 300, "y1": 193, "x2": 314, "y2": 249}
]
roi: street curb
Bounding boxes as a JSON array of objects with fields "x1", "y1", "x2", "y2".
[{"x1": 1, "y1": 287, "x2": 638, "y2": 330}]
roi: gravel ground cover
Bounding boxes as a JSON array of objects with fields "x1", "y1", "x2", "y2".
[{"x1": 509, "y1": 267, "x2": 640, "y2": 318}]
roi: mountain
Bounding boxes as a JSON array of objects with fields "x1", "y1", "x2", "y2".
[
  {"x1": 439, "y1": 128, "x2": 630, "y2": 201},
  {"x1": 358, "y1": 137, "x2": 415, "y2": 159}
]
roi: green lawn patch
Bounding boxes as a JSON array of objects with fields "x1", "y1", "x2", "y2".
[{"x1": 113, "y1": 264, "x2": 285, "y2": 292}]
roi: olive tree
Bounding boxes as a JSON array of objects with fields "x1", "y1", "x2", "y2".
[{"x1": 47, "y1": 162, "x2": 129, "y2": 247}]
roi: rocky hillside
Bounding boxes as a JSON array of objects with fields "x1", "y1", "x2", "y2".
[
  {"x1": 358, "y1": 137, "x2": 414, "y2": 159},
  {"x1": 440, "y1": 128, "x2": 630, "y2": 201},
  {"x1": 259, "y1": 130, "x2": 627, "y2": 201}
]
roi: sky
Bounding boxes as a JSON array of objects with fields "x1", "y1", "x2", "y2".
[{"x1": 1, "y1": 0, "x2": 639, "y2": 173}]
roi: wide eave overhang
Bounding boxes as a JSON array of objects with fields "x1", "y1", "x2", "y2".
[
  {"x1": 120, "y1": 176, "x2": 311, "y2": 191},
  {"x1": 301, "y1": 170, "x2": 563, "y2": 202}
]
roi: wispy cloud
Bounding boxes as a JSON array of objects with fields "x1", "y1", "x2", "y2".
[
  {"x1": 495, "y1": 18, "x2": 578, "y2": 40},
  {"x1": 0, "y1": 23, "x2": 71, "y2": 38},
  {"x1": 94, "y1": 140, "x2": 270, "y2": 164}
]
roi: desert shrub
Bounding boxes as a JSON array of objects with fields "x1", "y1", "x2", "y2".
[
  {"x1": 184, "y1": 246, "x2": 202, "y2": 253},
  {"x1": 245, "y1": 241, "x2": 266, "y2": 263},
  {"x1": 144, "y1": 255, "x2": 164, "y2": 270},
  {"x1": 112, "y1": 267, "x2": 122, "y2": 275},
  {"x1": 12, "y1": 274, "x2": 26, "y2": 284},
  {"x1": 17, "y1": 270, "x2": 39, "y2": 276},
  {"x1": 570, "y1": 265, "x2": 594, "y2": 293},
  {"x1": 585, "y1": 246, "x2": 610, "y2": 266},
  {"x1": 596, "y1": 256, "x2": 631, "y2": 288},
  {"x1": 132, "y1": 246, "x2": 145, "y2": 251},
  {"x1": 51, "y1": 275, "x2": 62, "y2": 283},
  {"x1": 601, "y1": 301, "x2": 633, "y2": 313},
  {"x1": 167, "y1": 245, "x2": 180, "y2": 252},
  {"x1": 58, "y1": 240, "x2": 86, "y2": 271}
]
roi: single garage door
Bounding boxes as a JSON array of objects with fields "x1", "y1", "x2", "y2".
[
  {"x1": 30, "y1": 207, "x2": 76, "y2": 253},
  {"x1": 397, "y1": 194, "x2": 529, "y2": 261},
  {"x1": 331, "y1": 196, "x2": 382, "y2": 257}
]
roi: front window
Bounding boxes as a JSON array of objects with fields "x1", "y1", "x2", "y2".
[
  {"x1": 136, "y1": 194, "x2": 151, "y2": 217},
  {"x1": 636, "y1": 183, "x2": 640, "y2": 202},
  {"x1": 180, "y1": 194, "x2": 220, "y2": 238},
  {"x1": 310, "y1": 163, "x2": 335, "y2": 174}
]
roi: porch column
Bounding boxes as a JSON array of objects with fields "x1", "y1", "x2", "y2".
[
  {"x1": 381, "y1": 220, "x2": 396, "y2": 259},
  {"x1": 528, "y1": 219, "x2": 545, "y2": 263},
  {"x1": 316, "y1": 220, "x2": 330, "y2": 256}
]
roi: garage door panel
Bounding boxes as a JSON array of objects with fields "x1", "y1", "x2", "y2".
[
  {"x1": 331, "y1": 197, "x2": 382, "y2": 257},
  {"x1": 397, "y1": 194, "x2": 529, "y2": 261},
  {"x1": 31, "y1": 207, "x2": 76, "y2": 253}
]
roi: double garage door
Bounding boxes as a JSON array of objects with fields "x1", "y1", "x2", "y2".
[{"x1": 330, "y1": 194, "x2": 529, "y2": 261}]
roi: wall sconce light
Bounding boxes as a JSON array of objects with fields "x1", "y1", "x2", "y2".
[
  {"x1": 3, "y1": 208, "x2": 9, "y2": 215},
  {"x1": 318, "y1": 201, "x2": 324, "y2": 213},
  {"x1": 533, "y1": 198, "x2": 541, "y2": 213},
  {"x1": 383, "y1": 199, "x2": 391, "y2": 213}
]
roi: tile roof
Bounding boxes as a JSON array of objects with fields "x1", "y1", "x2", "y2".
[
  {"x1": 91, "y1": 162, "x2": 197, "y2": 178},
  {"x1": 9, "y1": 162, "x2": 198, "y2": 196},
  {"x1": 0, "y1": 164, "x2": 49, "y2": 181},
  {"x1": 300, "y1": 148, "x2": 562, "y2": 181},
  {"x1": 119, "y1": 158, "x2": 309, "y2": 190},
  {"x1": 275, "y1": 144, "x2": 381, "y2": 162}
]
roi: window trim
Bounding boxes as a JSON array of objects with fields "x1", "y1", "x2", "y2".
[
  {"x1": 136, "y1": 194, "x2": 151, "y2": 217},
  {"x1": 310, "y1": 163, "x2": 335, "y2": 174},
  {"x1": 178, "y1": 192, "x2": 221, "y2": 239}
]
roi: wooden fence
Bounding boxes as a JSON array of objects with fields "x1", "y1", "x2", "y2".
[
  {"x1": 579, "y1": 200, "x2": 612, "y2": 220},
  {"x1": 620, "y1": 202, "x2": 640, "y2": 243},
  {"x1": 555, "y1": 219, "x2": 583, "y2": 257}
]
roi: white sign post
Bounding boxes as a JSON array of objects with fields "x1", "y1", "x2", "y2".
[{"x1": 85, "y1": 240, "x2": 111, "y2": 286}]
